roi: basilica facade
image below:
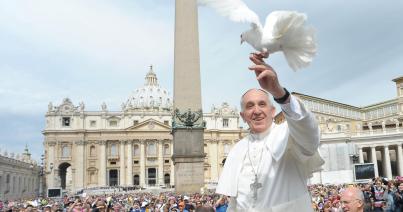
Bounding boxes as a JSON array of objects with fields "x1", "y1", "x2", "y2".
[
  {"x1": 43, "y1": 68, "x2": 403, "y2": 192},
  {"x1": 43, "y1": 67, "x2": 244, "y2": 192}
]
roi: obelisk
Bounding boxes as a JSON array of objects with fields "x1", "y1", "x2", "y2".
[{"x1": 172, "y1": 0, "x2": 205, "y2": 193}]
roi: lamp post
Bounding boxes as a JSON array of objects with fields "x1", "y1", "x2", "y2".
[{"x1": 39, "y1": 154, "x2": 44, "y2": 197}]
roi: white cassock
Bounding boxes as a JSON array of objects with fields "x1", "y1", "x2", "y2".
[{"x1": 216, "y1": 95, "x2": 324, "y2": 212}]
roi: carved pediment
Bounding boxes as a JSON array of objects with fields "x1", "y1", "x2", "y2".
[
  {"x1": 55, "y1": 98, "x2": 78, "y2": 114},
  {"x1": 211, "y1": 102, "x2": 238, "y2": 117},
  {"x1": 125, "y1": 118, "x2": 170, "y2": 131},
  {"x1": 106, "y1": 115, "x2": 122, "y2": 121}
]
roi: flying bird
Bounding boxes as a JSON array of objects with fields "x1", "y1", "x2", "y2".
[{"x1": 198, "y1": 0, "x2": 317, "y2": 71}]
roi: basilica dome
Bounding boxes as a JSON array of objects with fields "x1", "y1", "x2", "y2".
[{"x1": 124, "y1": 66, "x2": 172, "y2": 111}]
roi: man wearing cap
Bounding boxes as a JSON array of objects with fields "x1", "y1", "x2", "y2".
[{"x1": 216, "y1": 52, "x2": 323, "y2": 211}]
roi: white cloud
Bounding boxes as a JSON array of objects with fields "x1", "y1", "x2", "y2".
[{"x1": 0, "y1": 1, "x2": 174, "y2": 72}]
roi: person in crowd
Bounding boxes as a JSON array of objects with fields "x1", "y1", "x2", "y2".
[
  {"x1": 340, "y1": 187, "x2": 365, "y2": 212},
  {"x1": 394, "y1": 182, "x2": 403, "y2": 211},
  {"x1": 214, "y1": 196, "x2": 228, "y2": 212},
  {"x1": 372, "y1": 179, "x2": 387, "y2": 211}
]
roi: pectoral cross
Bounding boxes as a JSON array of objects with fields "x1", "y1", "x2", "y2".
[{"x1": 250, "y1": 174, "x2": 262, "y2": 201}]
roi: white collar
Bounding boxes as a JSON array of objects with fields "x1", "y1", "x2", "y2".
[
  {"x1": 249, "y1": 124, "x2": 273, "y2": 142},
  {"x1": 248, "y1": 122, "x2": 289, "y2": 162}
]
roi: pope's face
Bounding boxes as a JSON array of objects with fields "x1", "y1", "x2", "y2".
[{"x1": 240, "y1": 89, "x2": 275, "y2": 133}]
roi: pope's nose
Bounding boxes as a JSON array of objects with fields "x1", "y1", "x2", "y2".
[{"x1": 251, "y1": 106, "x2": 263, "y2": 115}]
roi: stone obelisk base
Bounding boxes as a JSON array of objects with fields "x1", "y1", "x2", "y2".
[{"x1": 173, "y1": 128, "x2": 205, "y2": 193}]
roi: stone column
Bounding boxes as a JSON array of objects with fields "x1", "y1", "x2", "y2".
[
  {"x1": 358, "y1": 146, "x2": 364, "y2": 163},
  {"x1": 75, "y1": 140, "x2": 85, "y2": 189},
  {"x1": 371, "y1": 146, "x2": 379, "y2": 177},
  {"x1": 47, "y1": 141, "x2": 57, "y2": 188},
  {"x1": 71, "y1": 168, "x2": 76, "y2": 191},
  {"x1": 99, "y1": 140, "x2": 107, "y2": 186},
  {"x1": 119, "y1": 140, "x2": 126, "y2": 186},
  {"x1": 397, "y1": 144, "x2": 403, "y2": 176},
  {"x1": 158, "y1": 140, "x2": 164, "y2": 185},
  {"x1": 211, "y1": 139, "x2": 219, "y2": 182},
  {"x1": 126, "y1": 140, "x2": 133, "y2": 186},
  {"x1": 140, "y1": 140, "x2": 146, "y2": 187},
  {"x1": 382, "y1": 145, "x2": 392, "y2": 179}
]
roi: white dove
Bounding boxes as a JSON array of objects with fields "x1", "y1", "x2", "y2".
[{"x1": 198, "y1": 0, "x2": 317, "y2": 71}]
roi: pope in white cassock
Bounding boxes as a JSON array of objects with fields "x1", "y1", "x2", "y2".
[{"x1": 216, "y1": 52, "x2": 324, "y2": 212}]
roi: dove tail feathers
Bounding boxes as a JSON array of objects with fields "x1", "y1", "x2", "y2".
[
  {"x1": 264, "y1": 11, "x2": 317, "y2": 71},
  {"x1": 282, "y1": 25, "x2": 316, "y2": 71}
]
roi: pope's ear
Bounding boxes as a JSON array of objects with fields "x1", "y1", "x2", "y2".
[
  {"x1": 357, "y1": 200, "x2": 364, "y2": 208},
  {"x1": 270, "y1": 106, "x2": 276, "y2": 117}
]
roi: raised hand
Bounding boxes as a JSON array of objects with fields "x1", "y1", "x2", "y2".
[{"x1": 248, "y1": 52, "x2": 286, "y2": 99}]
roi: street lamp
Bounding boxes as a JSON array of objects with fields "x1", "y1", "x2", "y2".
[
  {"x1": 39, "y1": 154, "x2": 45, "y2": 197},
  {"x1": 40, "y1": 155, "x2": 54, "y2": 195}
]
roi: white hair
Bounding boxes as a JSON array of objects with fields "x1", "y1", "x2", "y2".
[{"x1": 240, "y1": 88, "x2": 273, "y2": 111}]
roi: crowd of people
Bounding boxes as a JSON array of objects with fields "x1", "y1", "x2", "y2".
[
  {"x1": 0, "y1": 191, "x2": 228, "y2": 212},
  {"x1": 3, "y1": 177, "x2": 403, "y2": 211},
  {"x1": 310, "y1": 177, "x2": 403, "y2": 211}
]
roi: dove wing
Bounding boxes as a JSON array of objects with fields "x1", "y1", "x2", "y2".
[
  {"x1": 262, "y1": 11, "x2": 317, "y2": 71},
  {"x1": 198, "y1": 0, "x2": 261, "y2": 25}
]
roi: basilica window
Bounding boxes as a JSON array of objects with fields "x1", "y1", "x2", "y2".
[
  {"x1": 62, "y1": 146, "x2": 70, "y2": 157},
  {"x1": 90, "y1": 171, "x2": 96, "y2": 184},
  {"x1": 164, "y1": 121, "x2": 169, "y2": 125},
  {"x1": 133, "y1": 175, "x2": 140, "y2": 185},
  {"x1": 90, "y1": 121, "x2": 96, "y2": 127},
  {"x1": 164, "y1": 173, "x2": 170, "y2": 184},
  {"x1": 90, "y1": 146, "x2": 96, "y2": 157},
  {"x1": 223, "y1": 119, "x2": 229, "y2": 128},
  {"x1": 164, "y1": 144, "x2": 170, "y2": 155},
  {"x1": 62, "y1": 117, "x2": 71, "y2": 127},
  {"x1": 147, "y1": 142, "x2": 157, "y2": 156},
  {"x1": 133, "y1": 145, "x2": 140, "y2": 157},
  {"x1": 140, "y1": 97, "x2": 144, "y2": 106},
  {"x1": 133, "y1": 120, "x2": 138, "y2": 125},
  {"x1": 109, "y1": 120, "x2": 118, "y2": 127},
  {"x1": 150, "y1": 96, "x2": 154, "y2": 107},
  {"x1": 110, "y1": 144, "x2": 118, "y2": 156}
]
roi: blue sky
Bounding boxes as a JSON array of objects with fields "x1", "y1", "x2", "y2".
[{"x1": 0, "y1": 0, "x2": 402, "y2": 161}]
